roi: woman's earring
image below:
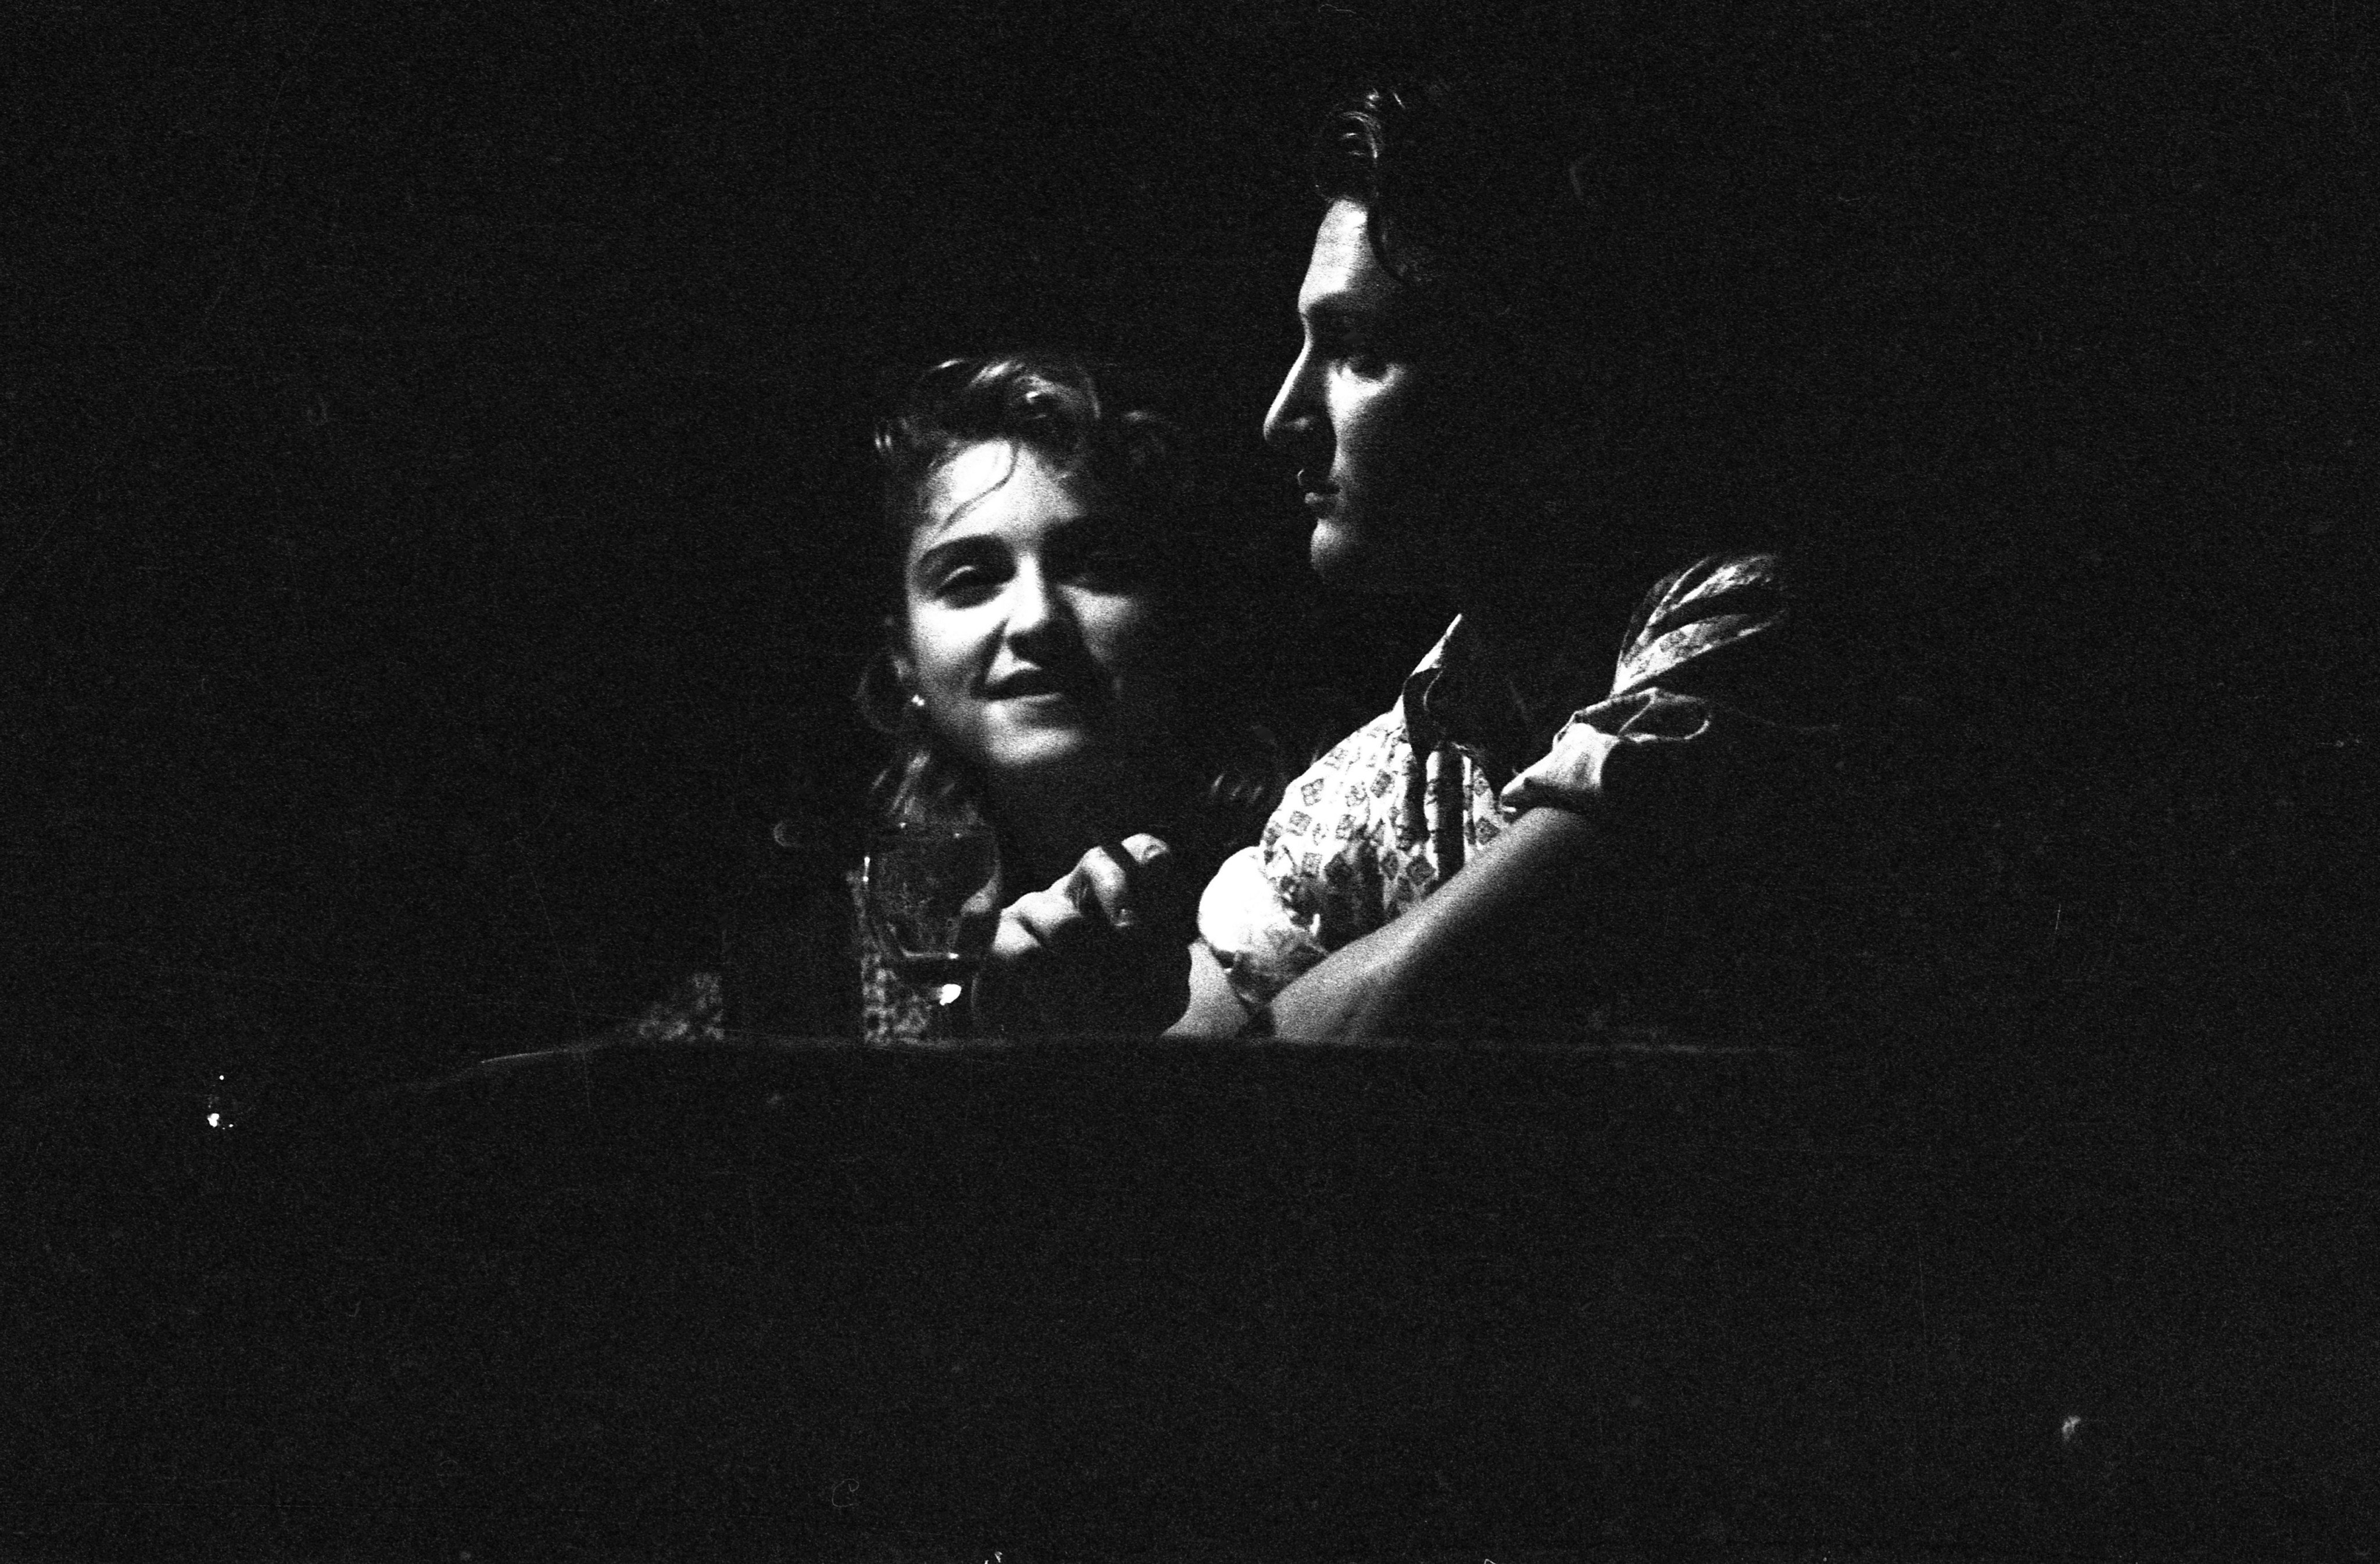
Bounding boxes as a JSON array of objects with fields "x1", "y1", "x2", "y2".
[{"x1": 853, "y1": 650, "x2": 928, "y2": 737}]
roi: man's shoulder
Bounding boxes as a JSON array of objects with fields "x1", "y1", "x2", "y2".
[
  {"x1": 1630, "y1": 550, "x2": 1794, "y2": 634},
  {"x1": 1308, "y1": 701, "x2": 1419, "y2": 773},
  {"x1": 1613, "y1": 550, "x2": 1798, "y2": 698}
]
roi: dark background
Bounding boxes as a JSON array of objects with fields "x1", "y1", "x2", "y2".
[{"x1": 8, "y1": 1, "x2": 2371, "y2": 1103}]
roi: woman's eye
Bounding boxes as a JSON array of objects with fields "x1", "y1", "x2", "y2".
[{"x1": 931, "y1": 567, "x2": 996, "y2": 601}]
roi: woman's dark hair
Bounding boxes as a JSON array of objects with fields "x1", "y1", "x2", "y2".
[{"x1": 858, "y1": 354, "x2": 1275, "y2": 848}]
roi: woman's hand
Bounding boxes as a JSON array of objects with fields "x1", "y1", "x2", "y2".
[
  {"x1": 994, "y1": 833, "x2": 1183, "y2": 955},
  {"x1": 987, "y1": 834, "x2": 1194, "y2": 1034}
]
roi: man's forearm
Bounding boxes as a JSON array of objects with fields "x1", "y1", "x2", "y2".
[
  {"x1": 1267, "y1": 806, "x2": 1609, "y2": 1039},
  {"x1": 1164, "y1": 938, "x2": 1257, "y2": 1037}
]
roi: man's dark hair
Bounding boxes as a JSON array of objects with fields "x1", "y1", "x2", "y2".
[
  {"x1": 1312, "y1": 78, "x2": 1591, "y2": 320},
  {"x1": 1300, "y1": 7, "x2": 1809, "y2": 372},
  {"x1": 1302, "y1": 28, "x2": 1835, "y2": 570}
]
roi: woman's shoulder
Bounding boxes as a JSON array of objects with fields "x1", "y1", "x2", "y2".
[
  {"x1": 609, "y1": 970, "x2": 732, "y2": 1046},
  {"x1": 592, "y1": 878, "x2": 863, "y2": 1047}
]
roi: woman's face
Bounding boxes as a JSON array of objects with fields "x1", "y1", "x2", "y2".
[{"x1": 897, "y1": 439, "x2": 1176, "y2": 793}]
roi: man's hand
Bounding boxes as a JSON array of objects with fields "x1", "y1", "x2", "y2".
[{"x1": 987, "y1": 834, "x2": 1194, "y2": 1034}]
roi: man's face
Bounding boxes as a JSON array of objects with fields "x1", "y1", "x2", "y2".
[{"x1": 1263, "y1": 199, "x2": 1472, "y2": 591}]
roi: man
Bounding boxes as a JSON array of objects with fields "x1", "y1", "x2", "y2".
[{"x1": 1003, "y1": 70, "x2": 1987, "y2": 1042}]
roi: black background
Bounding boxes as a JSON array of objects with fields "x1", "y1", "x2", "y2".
[{"x1": 9, "y1": 1, "x2": 2371, "y2": 1101}]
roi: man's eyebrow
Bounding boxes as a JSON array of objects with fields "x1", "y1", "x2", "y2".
[
  {"x1": 1302, "y1": 295, "x2": 1393, "y2": 335},
  {"x1": 1303, "y1": 298, "x2": 1359, "y2": 326}
]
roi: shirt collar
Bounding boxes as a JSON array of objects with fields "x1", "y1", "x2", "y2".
[
  {"x1": 1401, "y1": 613, "x2": 1610, "y2": 765},
  {"x1": 1399, "y1": 617, "x2": 1466, "y2": 756}
]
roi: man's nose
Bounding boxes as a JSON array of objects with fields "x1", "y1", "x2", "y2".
[{"x1": 1262, "y1": 345, "x2": 1319, "y2": 453}]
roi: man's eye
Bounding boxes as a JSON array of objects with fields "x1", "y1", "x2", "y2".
[{"x1": 1325, "y1": 336, "x2": 1387, "y2": 375}]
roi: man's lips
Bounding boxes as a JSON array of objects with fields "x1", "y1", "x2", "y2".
[{"x1": 1296, "y1": 470, "x2": 1339, "y2": 514}]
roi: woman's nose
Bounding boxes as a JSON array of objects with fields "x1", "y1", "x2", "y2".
[
  {"x1": 1262, "y1": 345, "x2": 1319, "y2": 454},
  {"x1": 1000, "y1": 564, "x2": 1071, "y2": 649}
]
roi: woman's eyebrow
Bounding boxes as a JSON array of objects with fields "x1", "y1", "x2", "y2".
[{"x1": 910, "y1": 535, "x2": 998, "y2": 579}]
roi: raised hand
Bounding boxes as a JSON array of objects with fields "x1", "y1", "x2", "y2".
[{"x1": 987, "y1": 833, "x2": 1194, "y2": 1035}]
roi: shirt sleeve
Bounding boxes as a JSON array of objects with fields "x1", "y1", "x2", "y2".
[
  {"x1": 1498, "y1": 553, "x2": 1841, "y2": 855},
  {"x1": 1195, "y1": 845, "x2": 1330, "y2": 1012},
  {"x1": 1196, "y1": 706, "x2": 1411, "y2": 1008}
]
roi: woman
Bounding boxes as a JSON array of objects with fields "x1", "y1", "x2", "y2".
[
  {"x1": 856, "y1": 353, "x2": 1277, "y2": 1040},
  {"x1": 624, "y1": 354, "x2": 1277, "y2": 1046}
]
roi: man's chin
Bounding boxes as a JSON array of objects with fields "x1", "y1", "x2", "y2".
[
  {"x1": 1309, "y1": 519, "x2": 1427, "y2": 594},
  {"x1": 1307, "y1": 520, "x2": 1371, "y2": 588}
]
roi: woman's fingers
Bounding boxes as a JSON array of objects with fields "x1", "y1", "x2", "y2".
[
  {"x1": 993, "y1": 835, "x2": 1182, "y2": 972},
  {"x1": 1117, "y1": 832, "x2": 1172, "y2": 867},
  {"x1": 1004, "y1": 887, "x2": 1095, "y2": 957},
  {"x1": 989, "y1": 902, "x2": 1049, "y2": 968},
  {"x1": 985, "y1": 835, "x2": 1195, "y2": 1033},
  {"x1": 1066, "y1": 835, "x2": 1175, "y2": 932}
]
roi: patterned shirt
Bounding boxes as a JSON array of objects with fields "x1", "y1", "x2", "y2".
[{"x1": 1198, "y1": 552, "x2": 1841, "y2": 1017}]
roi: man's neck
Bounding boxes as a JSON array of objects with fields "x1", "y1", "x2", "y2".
[{"x1": 1455, "y1": 583, "x2": 1592, "y2": 670}]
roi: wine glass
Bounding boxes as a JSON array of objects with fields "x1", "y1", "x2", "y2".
[{"x1": 861, "y1": 820, "x2": 1003, "y2": 1039}]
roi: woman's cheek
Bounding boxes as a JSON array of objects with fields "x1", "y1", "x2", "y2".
[
  {"x1": 1083, "y1": 596, "x2": 1162, "y2": 675},
  {"x1": 922, "y1": 605, "x2": 993, "y2": 683}
]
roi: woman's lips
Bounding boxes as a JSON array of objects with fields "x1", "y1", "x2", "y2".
[{"x1": 986, "y1": 671, "x2": 1080, "y2": 701}]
